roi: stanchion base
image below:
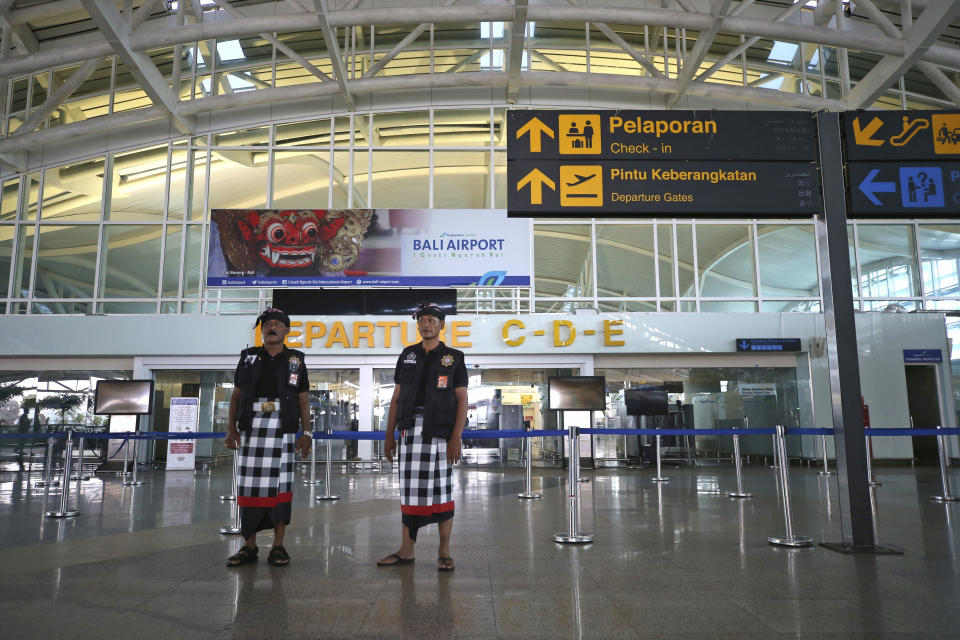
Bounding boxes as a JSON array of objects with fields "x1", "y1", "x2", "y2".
[
  {"x1": 817, "y1": 471, "x2": 834, "y2": 476},
  {"x1": 219, "y1": 495, "x2": 236, "y2": 500},
  {"x1": 869, "y1": 481, "x2": 883, "y2": 487},
  {"x1": 728, "y1": 492, "x2": 753, "y2": 499},
  {"x1": 303, "y1": 480, "x2": 323, "y2": 485},
  {"x1": 518, "y1": 493, "x2": 542, "y2": 499},
  {"x1": 768, "y1": 535, "x2": 815, "y2": 547},
  {"x1": 122, "y1": 480, "x2": 145, "y2": 486},
  {"x1": 45, "y1": 510, "x2": 79, "y2": 518},
  {"x1": 35, "y1": 481, "x2": 60, "y2": 488},
  {"x1": 219, "y1": 526, "x2": 242, "y2": 535},
  {"x1": 70, "y1": 476, "x2": 91, "y2": 481},
  {"x1": 553, "y1": 533, "x2": 593, "y2": 544},
  {"x1": 931, "y1": 495, "x2": 960, "y2": 502},
  {"x1": 819, "y1": 541, "x2": 905, "y2": 555},
  {"x1": 651, "y1": 477, "x2": 670, "y2": 482},
  {"x1": 316, "y1": 495, "x2": 340, "y2": 501},
  {"x1": 769, "y1": 465, "x2": 780, "y2": 470}
]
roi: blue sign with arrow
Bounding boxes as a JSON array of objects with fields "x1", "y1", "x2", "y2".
[
  {"x1": 848, "y1": 162, "x2": 960, "y2": 216},
  {"x1": 736, "y1": 338, "x2": 802, "y2": 352}
]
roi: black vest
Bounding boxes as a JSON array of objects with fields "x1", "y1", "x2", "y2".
[
  {"x1": 234, "y1": 346, "x2": 305, "y2": 434},
  {"x1": 394, "y1": 342, "x2": 463, "y2": 440}
]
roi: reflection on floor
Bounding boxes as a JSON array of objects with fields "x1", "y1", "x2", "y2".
[{"x1": 1, "y1": 460, "x2": 959, "y2": 639}]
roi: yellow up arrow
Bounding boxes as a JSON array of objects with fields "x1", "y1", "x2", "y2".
[
  {"x1": 516, "y1": 117, "x2": 555, "y2": 153},
  {"x1": 852, "y1": 116, "x2": 885, "y2": 147},
  {"x1": 516, "y1": 168, "x2": 556, "y2": 205}
]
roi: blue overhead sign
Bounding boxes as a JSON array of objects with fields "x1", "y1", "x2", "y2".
[
  {"x1": 847, "y1": 163, "x2": 960, "y2": 216},
  {"x1": 735, "y1": 338, "x2": 802, "y2": 352},
  {"x1": 903, "y1": 349, "x2": 942, "y2": 363}
]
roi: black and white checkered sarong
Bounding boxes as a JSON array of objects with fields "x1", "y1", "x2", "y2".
[
  {"x1": 237, "y1": 398, "x2": 295, "y2": 506},
  {"x1": 399, "y1": 415, "x2": 454, "y2": 539}
]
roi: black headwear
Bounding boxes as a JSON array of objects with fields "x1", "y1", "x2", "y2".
[
  {"x1": 413, "y1": 302, "x2": 445, "y2": 321},
  {"x1": 255, "y1": 307, "x2": 290, "y2": 328}
]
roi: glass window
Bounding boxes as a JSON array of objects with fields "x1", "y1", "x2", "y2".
[
  {"x1": 183, "y1": 224, "x2": 205, "y2": 298},
  {"x1": 273, "y1": 150, "x2": 331, "y2": 209},
  {"x1": 23, "y1": 173, "x2": 40, "y2": 221},
  {"x1": 433, "y1": 108, "x2": 491, "y2": 147},
  {"x1": 34, "y1": 225, "x2": 98, "y2": 299},
  {"x1": 534, "y1": 224, "x2": 593, "y2": 297},
  {"x1": 493, "y1": 150, "x2": 506, "y2": 209},
  {"x1": 372, "y1": 111, "x2": 429, "y2": 147},
  {"x1": 207, "y1": 151, "x2": 268, "y2": 210},
  {"x1": 0, "y1": 225, "x2": 12, "y2": 297},
  {"x1": 161, "y1": 226, "x2": 182, "y2": 297},
  {"x1": 11, "y1": 225, "x2": 34, "y2": 298},
  {"x1": 332, "y1": 150, "x2": 368, "y2": 208},
  {"x1": 757, "y1": 224, "x2": 818, "y2": 299},
  {"x1": 918, "y1": 225, "x2": 960, "y2": 298},
  {"x1": 373, "y1": 150, "x2": 428, "y2": 208},
  {"x1": 110, "y1": 148, "x2": 166, "y2": 221},
  {"x1": 597, "y1": 224, "x2": 656, "y2": 297},
  {"x1": 1, "y1": 178, "x2": 18, "y2": 221},
  {"x1": 275, "y1": 119, "x2": 331, "y2": 147},
  {"x1": 696, "y1": 223, "x2": 756, "y2": 297},
  {"x1": 99, "y1": 225, "x2": 162, "y2": 298},
  {"x1": 213, "y1": 126, "x2": 270, "y2": 147},
  {"x1": 433, "y1": 151, "x2": 487, "y2": 209},
  {"x1": 188, "y1": 150, "x2": 208, "y2": 221},
  {"x1": 676, "y1": 223, "x2": 694, "y2": 297},
  {"x1": 657, "y1": 224, "x2": 675, "y2": 298},
  {"x1": 167, "y1": 149, "x2": 189, "y2": 220},
  {"x1": 856, "y1": 224, "x2": 919, "y2": 298}
]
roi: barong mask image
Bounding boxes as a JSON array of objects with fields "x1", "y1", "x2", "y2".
[{"x1": 212, "y1": 209, "x2": 372, "y2": 274}]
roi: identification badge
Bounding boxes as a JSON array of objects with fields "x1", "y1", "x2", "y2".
[
  {"x1": 437, "y1": 375, "x2": 449, "y2": 389},
  {"x1": 404, "y1": 353, "x2": 417, "y2": 364},
  {"x1": 441, "y1": 354, "x2": 454, "y2": 367},
  {"x1": 288, "y1": 356, "x2": 300, "y2": 387},
  {"x1": 245, "y1": 354, "x2": 258, "y2": 365}
]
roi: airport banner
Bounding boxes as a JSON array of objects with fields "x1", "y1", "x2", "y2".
[
  {"x1": 207, "y1": 209, "x2": 530, "y2": 287},
  {"x1": 165, "y1": 397, "x2": 199, "y2": 471}
]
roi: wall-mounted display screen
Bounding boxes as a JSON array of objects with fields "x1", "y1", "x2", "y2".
[
  {"x1": 548, "y1": 376, "x2": 606, "y2": 411},
  {"x1": 94, "y1": 380, "x2": 154, "y2": 415},
  {"x1": 624, "y1": 386, "x2": 669, "y2": 416}
]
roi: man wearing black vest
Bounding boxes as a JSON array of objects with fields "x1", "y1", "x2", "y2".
[
  {"x1": 378, "y1": 302, "x2": 467, "y2": 571},
  {"x1": 224, "y1": 308, "x2": 312, "y2": 567}
]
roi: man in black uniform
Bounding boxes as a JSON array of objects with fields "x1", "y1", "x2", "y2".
[
  {"x1": 224, "y1": 308, "x2": 312, "y2": 567},
  {"x1": 378, "y1": 303, "x2": 468, "y2": 571}
]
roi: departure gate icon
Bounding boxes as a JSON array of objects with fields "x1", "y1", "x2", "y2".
[{"x1": 559, "y1": 115, "x2": 601, "y2": 154}]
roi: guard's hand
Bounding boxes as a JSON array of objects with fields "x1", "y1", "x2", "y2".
[
  {"x1": 384, "y1": 431, "x2": 396, "y2": 463},
  {"x1": 446, "y1": 437, "x2": 461, "y2": 465},
  {"x1": 297, "y1": 431, "x2": 312, "y2": 459},
  {"x1": 224, "y1": 430, "x2": 241, "y2": 450}
]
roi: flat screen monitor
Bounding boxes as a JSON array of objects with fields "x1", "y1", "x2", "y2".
[
  {"x1": 625, "y1": 386, "x2": 669, "y2": 416},
  {"x1": 94, "y1": 379, "x2": 154, "y2": 415},
  {"x1": 548, "y1": 376, "x2": 606, "y2": 411}
]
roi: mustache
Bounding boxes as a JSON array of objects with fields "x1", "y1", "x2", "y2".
[{"x1": 266, "y1": 330, "x2": 279, "y2": 336}]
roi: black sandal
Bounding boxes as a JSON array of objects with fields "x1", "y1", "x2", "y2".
[
  {"x1": 226, "y1": 545, "x2": 258, "y2": 566},
  {"x1": 268, "y1": 545, "x2": 290, "y2": 566},
  {"x1": 437, "y1": 556, "x2": 455, "y2": 572},
  {"x1": 377, "y1": 553, "x2": 415, "y2": 566}
]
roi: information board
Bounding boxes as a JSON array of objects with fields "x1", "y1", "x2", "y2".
[
  {"x1": 735, "y1": 338, "x2": 802, "y2": 352},
  {"x1": 507, "y1": 109, "x2": 820, "y2": 217},
  {"x1": 165, "y1": 397, "x2": 199, "y2": 471}
]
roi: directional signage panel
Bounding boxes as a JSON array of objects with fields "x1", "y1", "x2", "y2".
[
  {"x1": 509, "y1": 110, "x2": 818, "y2": 161},
  {"x1": 903, "y1": 349, "x2": 942, "y2": 363},
  {"x1": 508, "y1": 160, "x2": 820, "y2": 216},
  {"x1": 735, "y1": 338, "x2": 802, "y2": 352},
  {"x1": 847, "y1": 162, "x2": 960, "y2": 216},
  {"x1": 843, "y1": 110, "x2": 960, "y2": 161}
]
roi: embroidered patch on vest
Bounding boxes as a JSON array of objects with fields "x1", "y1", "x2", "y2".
[
  {"x1": 441, "y1": 354, "x2": 454, "y2": 367},
  {"x1": 404, "y1": 353, "x2": 417, "y2": 364},
  {"x1": 437, "y1": 375, "x2": 449, "y2": 389}
]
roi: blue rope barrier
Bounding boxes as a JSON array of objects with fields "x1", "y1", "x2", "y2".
[
  {"x1": 580, "y1": 427, "x2": 777, "y2": 436},
  {"x1": 791, "y1": 428, "x2": 834, "y2": 436}
]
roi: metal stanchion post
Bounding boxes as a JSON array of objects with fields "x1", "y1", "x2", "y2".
[
  {"x1": 554, "y1": 412, "x2": 593, "y2": 543},
  {"x1": 118, "y1": 435, "x2": 131, "y2": 477},
  {"x1": 46, "y1": 429, "x2": 79, "y2": 518},
  {"x1": 123, "y1": 430, "x2": 144, "y2": 486},
  {"x1": 518, "y1": 430, "x2": 542, "y2": 499},
  {"x1": 768, "y1": 425, "x2": 814, "y2": 547},
  {"x1": 817, "y1": 434, "x2": 833, "y2": 476},
  {"x1": 71, "y1": 436, "x2": 90, "y2": 482},
  {"x1": 36, "y1": 436, "x2": 59, "y2": 488},
  {"x1": 866, "y1": 434, "x2": 881, "y2": 486},
  {"x1": 932, "y1": 425, "x2": 960, "y2": 502},
  {"x1": 652, "y1": 433, "x2": 669, "y2": 482},
  {"x1": 304, "y1": 429, "x2": 321, "y2": 485},
  {"x1": 316, "y1": 429, "x2": 340, "y2": 501},
  {"x1": 728, "y1": 433, "x2": 752, "y2": 499},
  {"x1": 220, "y1": 449, "x2": 242, "y2": 534}
]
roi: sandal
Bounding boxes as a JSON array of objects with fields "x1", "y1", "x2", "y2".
[
  {"x1": 377, "y1": 553, "x2": 415, "y2": 566},
  {"x1": 437, "y1": 556, "x2": 455, "y2": 572},
  {"x1": 268, "y1": 545, "x2": 290, "y2": 566},
  {"x1": 226, "y1": 545, "x2": 258, "y2": 567}
]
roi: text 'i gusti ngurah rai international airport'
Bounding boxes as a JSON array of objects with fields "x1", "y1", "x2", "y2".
[{"x1": 2, "y1": 1, "x2": 960, "y2": 638}]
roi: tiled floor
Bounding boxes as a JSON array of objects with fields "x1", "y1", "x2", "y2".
[{"x1": 1, "y1": 456, "x2": 959, "y2": 639}]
